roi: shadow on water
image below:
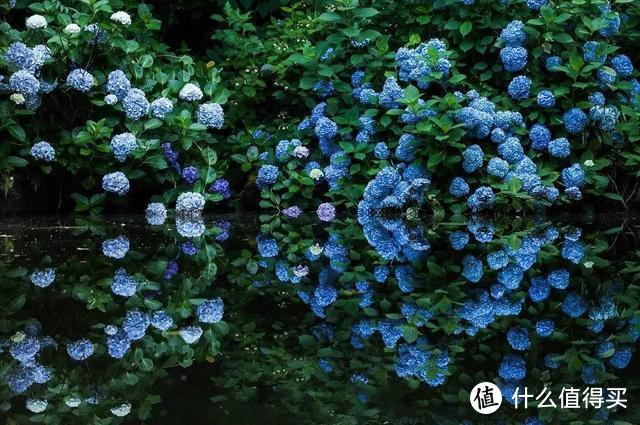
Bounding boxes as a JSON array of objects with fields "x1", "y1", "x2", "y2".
[{"x1": 0, "y1": 213, "x2": 639, "y2": 424}]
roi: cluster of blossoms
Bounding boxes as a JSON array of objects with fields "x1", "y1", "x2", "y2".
[
  {"x1": 1, "y1": 41, "x2": 54, "y2": 111},
  {"x1": 2, "y1": 323, "x2": 54, "y2": 393},
  {"x1": 357, "y1": 166, "x2": 431, "y2": 261},
  {"x1": 454, "y1": 89, "x2": 575, "y2": 205}
]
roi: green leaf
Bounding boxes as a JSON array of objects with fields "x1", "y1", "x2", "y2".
[
  {"x1": 318, "y1": 12, "x2": 342, "y2": 22},
  {"x1": 353, "y1": 7, "x2": 379, "y2": 18},
  {"x1": 4, "y1": 156, "x2": 28, "y2": 167},
  {"x1": 460, "y1": 21, "x2": 472, "y2": 37}
]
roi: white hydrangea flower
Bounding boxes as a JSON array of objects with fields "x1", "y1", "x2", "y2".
[
  {"x1": 293, "y1": 146, "x2": 310, "y2": 158},
  {"x1": 64, "y1": 23, "x2": 81, "y2": 34},
  {"x1": 583, "y1": 159, "x2": 595, "y2": 167},
  {"x1": 309, "y1": 168, "x2": 324, "y2": 180},
  {"x1": 309, "y1": 243, "x2": 324, "y2": 256},
  {"x1": 26, "y1": 398, "x2": 47, "y2": 413},
  {"x1": 110, "y1": 403, "x2": 132, "y2": 417},
  {"x1": 178, "y1": 83, "x2": 203, "y2": 102},
  {"x1": 65, "y1": 396, "x2": 81, "y2": 407},
  {"x1": 26, "y1": 15, "x2": 47, "y2": 29},
  {"x1": 583, "y1": 261, "x2": 594, "y2": 269},
  {"x1": 10, "y1": 93, "x2": 25, "y2": 105},
  {"x1": 110, "y1": 11, "x2": 132, "y2": 26}
]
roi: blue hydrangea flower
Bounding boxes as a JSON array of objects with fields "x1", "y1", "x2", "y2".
[
  {"x1": 106, "y1": 70, "x2": 131, "y2": 100},
  {"x1": 374, "y1": 142, "x2": 389, "y2": 160},
  {"x1": 529, "y1": 277, "x2": 550, "y2": 303},
  {"x1": 462, "y1": 255, "x2": 483, "y2": 283},
  {"x1": 526, "y1": 0, "x2": 548, "y2": 10},
  {"x1": 181, "y1": 241, "x2": 199, "y2": 256},
  {"x1": 10, "y1": 70, "x2": 40, "y2": 95},
  {"x1": 197, "y1": 298, "x2": 224, "y2": 323},
  {"x1": 499, "y1": 354, "x2": 526, "y2": 380},
  {"x1": 449, "y1": 231, "x2": 469, "y2": 251},
  {"x1": 529, "y1": 124, "x2": 551, "y2": 151},
  {"x1": 462, "y1": 145, "x2": 484, "y2": 173},
  {"x1": 66, "y1": 69, "x2": 93, "y2": 92},
  {"x1": 500, "y1": 21, "x2": 526, "y2": 47},
  {"x1": 545, "y1": 56, "x2": 562, "y2": 71},
  {"x1": 30, "y1": 268, "x2": 55, "y2": 287},
  {"x1": 565, "y1": 186, "x2": 583, "y2": 200},
  {"x1": 102, "y1": 172, "x2": 130, "y2": 195},
  {"x1": 547, "y1": 269, "x2": 569, "y2": 289},
  {"x1": 175, "y1": 192, "x2": 205, "y2": 215},
  {"x1": 197, "y1": 103, "x2": 224, "y2": 129},
  {"x1": 487, "y1": 250, "x2": 509, "y2": 270},
  {"x1": 536, "y1": 320, "x2": 554, "y2": 337},
  {"x1": 257, "y1": 235, "x2": 278, "y2": 257},
  {"x1": 105, "y1": 94, "x2": 118, "y2": 105},
  {"x1": 609, "y1": 346, "x2": 632, "y2": 369},
  {"x1": 176, "y1": 216, "x2": 205, "y2": 238},
  {"x1": 318, "y1": 358, "x2": 333, "y2": 373},
  {"x1": 562, "y1": 292, "x2": 587, "y2": 318},
  {"x1": 548, "y1": 138, "x2": 570, "y2": 158},
  {"x1": 123, "y1": 309, "x2": 150, "y2": 340},
  {"x1": 5, "y1": 42, "x2": 39, "y2": 72},
  {"x1": 149, "y1": 97, "x2": 173, "y2": 118},
  {"x1": 257, "y1": 164, "x2": 279, "y2": 189},
  {"x1": 106, "y1": 329, "x2": 131, "y2": 359},
  {"x1": 317, "y1": 202, "x2": 336, "y2": 222},
  {"x1": 145, "y1": 202, "x2": 167, "y2": 225},
  {"x1": 491, "y1": 128, "x2": 506, "y2": 144},
  {"x1": 449, "y1": 177, "x2": 470, "y2": 198},
  {"x1": 313, "y1": 81, "x2": 334, "y2": 98},
  {"x1": 545, "y1": 353, "x2": 560, "y2": 369},
  {"x1": 562, "y1": 239, "x2": 585, "y2": 264},
  {"x1": 110, "y1": 133, "x2": 137, "y2": 162},
  {"x1": 150, "y1": 310, "x2": 173, "y2": 331},
  {"x1": 468, "y1": 186, "x2": 495, "y2": 212},
  {"x1": 102, "y1": 235, "x2": 129, "y2": 259},
  {"x1": 536, "y1": 90, "x2": 555, "y2": 108},
  {"x1": 611, "y1": 55, "x2": 633, "y2": 78},
  {"x1": 487, "y1": 157, "x2": 509, "y2": 178},
  {"x1": 374, "y1": 266, "x2": 389, "y2": 283},
  {"x1": 379, "y1": 77, "x2": 403, "y2": 109},
  {"x1": 122, "y1": 88, "x2": 149, "y2": 121},
  {"x1": 498, "y1": 137, "x2": 524, "y2": 164},
  {"x1": 179, "y1": 326, "x2": 203, "y2": 344},
  {"x1": 67, "y1": 339, "x2": 94, "y2": 361},
  {"x1": 583, "y1": 41, "x2": 606, "y2": 64},
  {"x1": 598, "y1": 5, "x2": 620, "y2": 37},
  {"x1": 210, "y1": 178, "x2": 232, "y2": 199},
  {"x1": 111, "y1": 268, "x2": 137, "y2": 297},
  {"x1": 181, "y1": 166, "x2": 199, "y2": 185},
  {"x1": 498, "y1": 263, "x2": 524, "y2": 289},
  {"x1": 10, "y1": 335, "x2": 40, "y2": 364},
  {"x1": 590, "y1": 91, "x2": 606, "y2": 106},
  {"x1": 500, "y1": 47, "x2": 528, "y2": 72},
  {"x1": 561, "y1": 164, "x2": 585, "y2": 188},
  {"x1": 314, "y1": 117, "x2": 338, "y2": 140},
  {"x1": 508, "y1": 75, "x2": 531, "y2": 100},
  {"x1": 563, "y1": 108, "x2": 587, "y2": 134},
  {"x1": 507, "y1": 326, "x2": 530, "y2": 350}
]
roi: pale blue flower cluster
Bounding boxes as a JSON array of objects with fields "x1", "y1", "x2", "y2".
[
  {"x1": 66, "y1": 69, "x2": 93, "y2": 92},
  {"x1": 109, "y1": 133, "x2": 137, "y2": 162},
  {"x1": 30, "y1": 141, "x2": 55, "y2": 161},
  {"x1": 196, "y1": 103, "x2": 224, "y2": 129},
  {"x1": 145, "y1": 202, "x2": 167, "y2": 225},
  {"x1": 175, "y1": 192, "x2": 205, "y2": 216},
  {"x1": 102, "y1": 172, "x2": 130, "y2": 195},
  {"x1": 196, "y1": 298, "x2": 224, "y2": 323}
]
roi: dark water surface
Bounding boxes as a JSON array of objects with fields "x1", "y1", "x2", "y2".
[{"x1": 1, "y1": 214, "x2": 639, "y2": 424}]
